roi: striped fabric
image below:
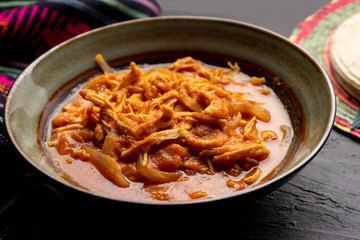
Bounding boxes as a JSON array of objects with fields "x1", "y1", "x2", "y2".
[
  {"x1": 0, "y1": 1, "x2": 160, "y2": 238},
  {"x1": 0, "y1": 0, "x2": 161, "y2": 147}
]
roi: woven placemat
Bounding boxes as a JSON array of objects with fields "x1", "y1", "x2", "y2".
[{"x1": 290, "y1": 0, "x2": 360, "y2": 138}]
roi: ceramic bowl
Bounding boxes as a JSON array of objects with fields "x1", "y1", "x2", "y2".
[{"x1": 5, "y1": 16, "x2": 335, "y2": 205}]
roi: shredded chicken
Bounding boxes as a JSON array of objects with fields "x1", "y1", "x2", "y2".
[{"x1": 48, "y1": 56, "x2": 274, "y2": 189}]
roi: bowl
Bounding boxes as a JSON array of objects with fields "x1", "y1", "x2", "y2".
[{"x1": 5, "y1": 16, "x2": 335, "y2": 205}]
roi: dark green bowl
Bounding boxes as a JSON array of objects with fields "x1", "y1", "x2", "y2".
[{"x1": 5, "y1": 16, "x2": 335, "y2": 205}]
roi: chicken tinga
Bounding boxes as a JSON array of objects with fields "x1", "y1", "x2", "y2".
[{"x1": 44, "y1": 56, "x2": 293, "y2": 202}]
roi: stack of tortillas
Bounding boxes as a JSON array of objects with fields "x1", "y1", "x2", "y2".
[
  {"x1": 330, "y1": 12, "x2": 360, "y2": 102},
  {"x1": 290, "y1": 0, "x2": 360, "y2": 138}
]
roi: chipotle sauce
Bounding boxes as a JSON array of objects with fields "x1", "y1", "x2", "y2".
[{"x1": 41, "y1": 55, "x2": 298, "y2": 202}]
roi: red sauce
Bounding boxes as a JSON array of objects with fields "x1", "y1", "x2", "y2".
[{"x1": 42, "y1": 57, "x2": 294, "y2": 202}]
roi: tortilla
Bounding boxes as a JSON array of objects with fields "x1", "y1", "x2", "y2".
[{"x1": 330, "y1": 12, "x2": 360, "y2": 101}]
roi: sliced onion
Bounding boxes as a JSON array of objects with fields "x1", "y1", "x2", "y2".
[
  {"x1": 83, "y1": 145, "x2": 129, "y2": 188},
  {"x1": 95, "y1": 54, "x2": 115, "y2": 74},
  {"x1": 101, "y1": 133, "x2": 116, "y2": 156},
  {"x1": 230, "y1": 102, "x2": 270, "y2": 122},
  {"x1": 280, "y1": 125, "x2": 293, "y2": 146},
  {"x1": 136, "y1": 152, "x2": 182, "y2": 183},
  {"x1": 121, "y1": 128, "x2": 182, "y2": 159}
]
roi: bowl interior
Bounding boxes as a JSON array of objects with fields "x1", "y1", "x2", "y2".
[{"x1": 5, "y1": 17, "x2": 335, "y2": 204}]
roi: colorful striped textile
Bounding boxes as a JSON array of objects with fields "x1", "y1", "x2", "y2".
[
  {"x1": 0, "y1": 0, "x2": 161, "y2": 147},
  {"x1": 0, "y1": 1, "x2": 160, "y2": 238}
]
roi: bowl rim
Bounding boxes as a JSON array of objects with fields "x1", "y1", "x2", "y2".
[{"x1": 5, "y1": 16, "x2": 336, "y2": 205}]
